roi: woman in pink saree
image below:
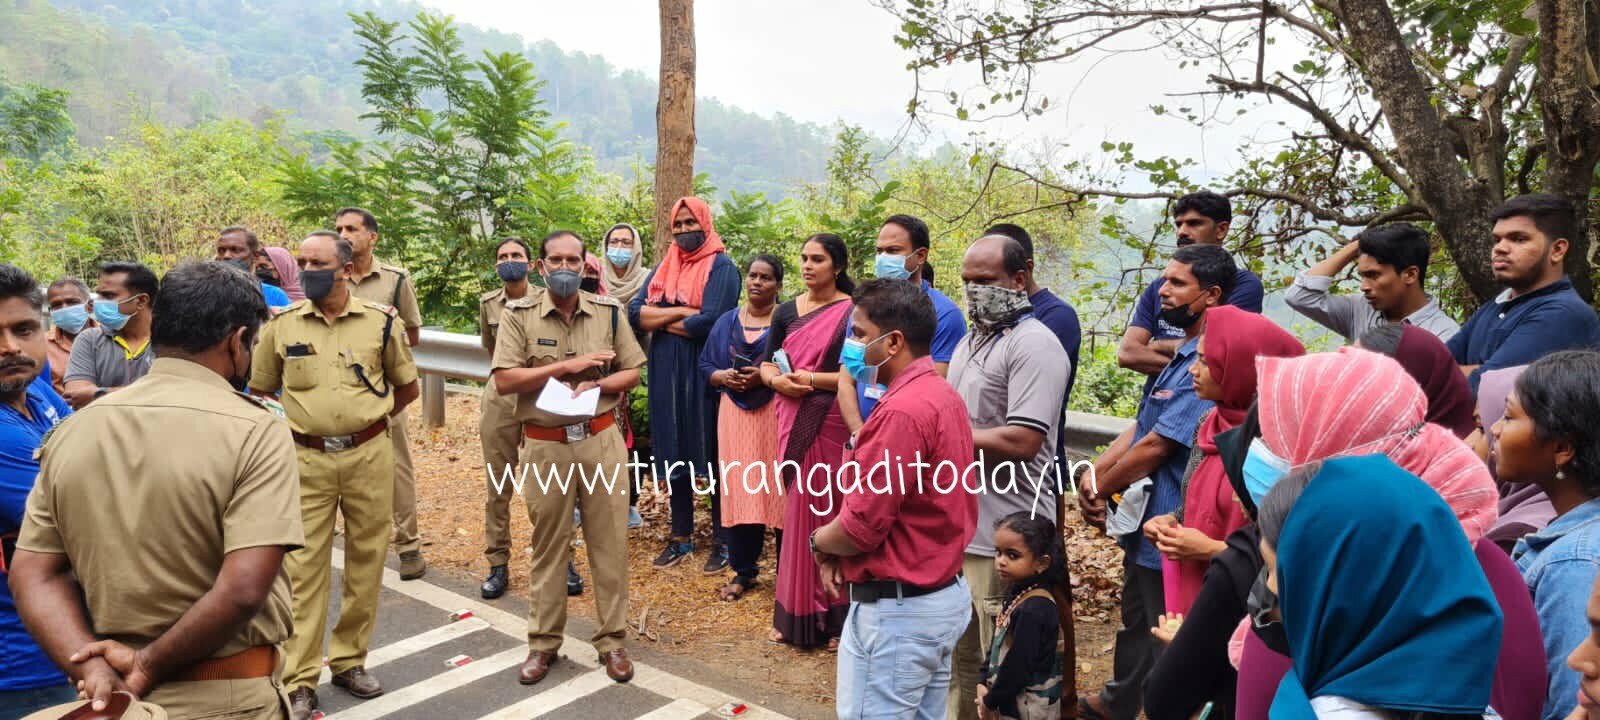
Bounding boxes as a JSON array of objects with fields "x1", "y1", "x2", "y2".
[{"x1": 758, "y1": 233, "x2": 855, "y2": 650}]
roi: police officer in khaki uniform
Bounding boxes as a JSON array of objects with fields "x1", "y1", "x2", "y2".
[
  {"x1": 335, "y1": 207, "x2": 428, "y2": 581},
  {"x1": 477, "y1": 238, "x2": 529, "y2": 599},
  {"x1": 249, "y1": 232, "x2": 419, "y2": 720},
  {"x1": 12, "y1": 261, "x2": 301, "y2": 720},
  {"x1": 491, "y1": 231, "x2": 644, "y2": 687}
]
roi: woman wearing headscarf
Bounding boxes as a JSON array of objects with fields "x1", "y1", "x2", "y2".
[
  {"x1": 1357, "y1": 323, "x2": 1477, "y2": 438},
  {"x1": 1474, "y1": 365, "x2": 1557, "y2": 551},
  {"x1": 602, "y1": 223, "x2": 649, "y2": 528},
  {"x1": 1256, "y1": 455, "x2": 1503, "y2": 720},
  {"x1": 627, "y1": 198, "x2": 743, "y2": 572},
  {"x1": 602, "y1": 223, "x2": 650, "y2": 307},
  {"x1": 1495, "y1": 351, "x2": 1600, "y2": 720},
  {"x1": 1145, "y1": 306, "x2": 1303, "y2": 616},
  {"x1": 582, "y1": 254, "x2": 608, "y2": 296},
  {"x1": 261, "y1": 246, "x2": 305, "y2": 301},
  {"x1": 1229, "y1": 348, "x2": 1539, "y2": 720}
]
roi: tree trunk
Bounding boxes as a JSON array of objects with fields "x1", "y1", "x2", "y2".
[
  {"x1": 1535, "y1": 0, "x2": 1600, "y2": 301},
  {"x1": 1331, "y1": 0, "x2": 1502, "y2": 303},
  {"x1": 654, "y1": 0, "x2": 696, "y2": 262}
]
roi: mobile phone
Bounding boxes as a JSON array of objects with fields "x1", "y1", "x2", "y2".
[
  {"x1": 1196, "y1": 702, "x2": 1215, "y2": 720},
  {"x1": 772, "y1": 348, "x2": 793, "y2": 374}
]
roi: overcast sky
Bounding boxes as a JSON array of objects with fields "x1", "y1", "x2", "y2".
[{"x1": 423, "y1": 0, "x2": 1306, "y2": 184}]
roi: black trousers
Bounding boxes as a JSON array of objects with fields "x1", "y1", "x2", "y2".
[
  {"x1": 726, "y1": 523, "x2": 776, "y2": 579},
  {"x1": 1101, "y1": 553, "x2": 1165, "y2": 720}
]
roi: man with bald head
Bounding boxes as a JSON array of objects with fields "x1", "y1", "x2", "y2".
[{"x1": 944, "y1": 233, "x2": 1072, "y2": 720}]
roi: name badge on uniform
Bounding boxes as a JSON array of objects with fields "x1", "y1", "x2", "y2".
[
  {"x1": 864, "y1": 384, "x2": 885, "y2": 400},
  {"x1": 286, "y1": 343, "x2": 315, "y2": 357},
  {"x1": 537, "y1": 338, "x2": 558, "y2": 347}
]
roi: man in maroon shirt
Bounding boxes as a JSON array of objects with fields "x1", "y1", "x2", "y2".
[{"x1": 809, "y1": 278, "x2": 979, "y2": 720}]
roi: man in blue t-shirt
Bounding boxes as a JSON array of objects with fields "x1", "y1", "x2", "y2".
[
  {"x1": 838, "y1": 214, "x2": 967, "y2": 431},
  {"x1": 215, "y1": 226, "x2": 291, "y2": 309},
  {"x1": 1119, "y1": 191, "x2": 1263, "y2": 393},
  {"x1": 1448, "y1": 193, "x2": 1600, "y2": 392},
  {"x1": 0, "y1": 264, "x2": 75, "y2": 714},
  {"x1": 1080, "y1": 245, "x2": 1230, "y2": 720}
]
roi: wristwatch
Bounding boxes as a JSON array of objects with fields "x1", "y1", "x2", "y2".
[
  {"x1": 808, "y1": 530, "x2": 820, "y2": 555},
  {"x1": 93, "y1": 387, "x2": 107, "y2": 398}
]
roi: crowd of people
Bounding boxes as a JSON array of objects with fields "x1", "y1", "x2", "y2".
[{"x1": 0, "y1": 189, "x2": 1597, "y2": 720}]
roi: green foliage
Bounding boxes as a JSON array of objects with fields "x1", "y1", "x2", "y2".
[
  {"x1": 1067, "y1": 341, "x2": 1142, "y2": 418},
  {"x1": 0, "y1": 74, "x2": 74, "y2": 161}
]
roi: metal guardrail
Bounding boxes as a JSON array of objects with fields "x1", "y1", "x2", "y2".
[{"x1": 412, "y1": 329, "x2": 1137, "y2": 446}]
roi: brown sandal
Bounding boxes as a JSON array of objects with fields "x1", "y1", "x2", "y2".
[{"x1": 717, "y1": 575, "x2": 760, "y2": 601}]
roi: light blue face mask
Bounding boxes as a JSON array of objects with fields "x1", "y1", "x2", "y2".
[
  {"x1": 94, "y1": 295, "x2": 142, "y2": 332},
  {"x1": 1243, "y1": 438, "x2": 1293, "y2": 507},
  {"x1": 840, "y1": 333, "x2": 891, "y2": 385},
  {"x1": 606, "y1": 247, "x2": 633, "y2": 267},
  {"x1": 50, "y1": 303, "x2": 89, "y2": 334},
  {"x1": 874, "y1": 252, "x2": 918, "y2": 281}
]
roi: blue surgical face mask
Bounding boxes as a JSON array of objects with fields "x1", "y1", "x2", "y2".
[
  {"x1": 93, "y1": 295, "x2": 142, "y2": 332},
  {"x1": 50, "y1": 303, "x2": 89, "y2": 334},
  {"x1": 606, "y1": 247, "x2": 634, "y2": 267},
  {"x1": 874, "y1": 252, "x2": 918, "y2": 281},
  {"x1": 840, "y1": 333, "x2": 891, "y2": 385},
  {"x1": 1242, "y1": 438, "x2": 1292, "y2": 507}
]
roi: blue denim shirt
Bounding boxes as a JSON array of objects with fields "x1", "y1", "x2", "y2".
[
  {"x1": 1512, "y1": 496, "x2": 1600, "y2": 720},
  {"x1": 1119, "y1": 336, "x2": 1212, "y2": 571}
]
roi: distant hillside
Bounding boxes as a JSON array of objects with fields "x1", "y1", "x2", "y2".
[{"x1": 5, "y1": 0, "x2": 833, "y2": 196}]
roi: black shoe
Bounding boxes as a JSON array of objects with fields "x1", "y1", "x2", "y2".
[
  {"x1": 652, "y1": 540, "x2": 693, "y2": 569},
  {"x1": 481, "y1": 565, "x2": 508, "y2": 599},
  {"x1": 567, "y1": 561, "x2": 584, "y2": 596},
  {"x1": 702, "y1": 544, "x2": 729, "y2": 575}
]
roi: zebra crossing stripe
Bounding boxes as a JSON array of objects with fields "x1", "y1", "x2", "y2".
[
  {"x1": 632, "y1": 698, "x2": 713, "y2": 719},
  {"x1": 469, "y1": 669, "x2": 616, "y2": 719},
  {"x1": 318, "y1": 646, "x2": 528, "y2": 720},
  {"x1": 318, "y1": 617, "x2": 491, "y2": 686}
]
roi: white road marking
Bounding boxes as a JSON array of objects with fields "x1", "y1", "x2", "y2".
[
  {"x1": 632, "y1": 697, "x2": 713, "y2": 720},
  {"x1": 318, "y1": 618, "x2": 491, "y2": 685},
  {"x1": 470, "y1": 669, "x2": 616, "y2": 719},
  {"x1": 319, "y1": 646, "x2": 526, "y2": 720},
  {"x1": 328, "y1": 548, "x2": 792, "y2": 720}
]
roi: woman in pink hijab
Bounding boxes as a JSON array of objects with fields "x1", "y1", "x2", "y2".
[{"x1": 260, "y1": 246, "x2": 305, "y2": 301}]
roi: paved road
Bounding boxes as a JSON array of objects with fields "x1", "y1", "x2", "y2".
[{"x1": 312, "y1": 549, "x2": 825, "y2": 720}]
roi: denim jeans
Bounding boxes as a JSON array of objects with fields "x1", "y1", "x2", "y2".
[
  {"x1": 0, "y1": 683, "x2": 78, "y2": 717},
  {"x1": 836, "y1": 578, "x2": 971, "y2": 719}
]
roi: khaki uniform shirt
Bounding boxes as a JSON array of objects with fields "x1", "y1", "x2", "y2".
[
  {"x1": 249, "y1": 298, "x2": 419, "y2": 436},
  {"x1": 490, "y1": 290, "x2": 645, "y2": 427},
  {"x1": 479, "y1": 287, "x2": 509, "y2": 354},
  {"x1": 17, "y1": 358, "x2": 304, "y2": 658},
  {"x1": 350, "y1": 262, "x2": 423, "y2": 331}
]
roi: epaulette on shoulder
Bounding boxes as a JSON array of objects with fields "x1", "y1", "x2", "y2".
[
  {"x1": 480, "y1": 288, "x2": 504, "y2": 302},
  {"x1": 236, "y1": 391, "x2": 288, "y2": 419},
  {"x1": 365, "y1": 301, "x2": 400, "y2": 318},
  {"x1": 505, "y1": 295, "x2": 537, "y2": 310},
  {"x1": 380, "y1": 263, "x2": 411, "y2": 277},
  {"x1": 279, "y1": 299, "x2": 311, "y2": 315},
  {"x1": 588, "y1": 293, "x2": 621, "y2": 307},
  {"x1": 32, "y1": 422, "x2": 62, "y2": 461}
]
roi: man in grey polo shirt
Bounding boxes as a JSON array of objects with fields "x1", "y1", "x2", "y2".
[
  {"x1": 62, "y1": 262, "x2": 159, "y2": 409},
  {"x1": 944, "y1": 234, "x2": 1071, "y2": 720},
  {"x1": 1284, "y1": 223, "x2": 1459, "y2": 344}
]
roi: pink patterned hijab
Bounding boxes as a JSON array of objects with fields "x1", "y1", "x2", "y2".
[{"x1": 1255, "y1": 347, "x2": 1500, "y2": 544}]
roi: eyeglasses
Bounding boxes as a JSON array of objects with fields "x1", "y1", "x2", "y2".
[{"x1": 542, "y1": 257, "x2": 584, "y2": 270}]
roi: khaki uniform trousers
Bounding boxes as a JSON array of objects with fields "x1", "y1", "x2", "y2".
[
  {"x1": 520, "y1": 424, "x2": 630, "y2": 654},
  {"x1": 390, "y1": 406, "x2": 420, "y2": 554},
  {"x1": 480, "y1": 379, "x2": 521, "y2": 567},
  {"x1": 948, "y1": 552, "x2": 1005, "y2": 720},
  {"x1": 283, "y1": 434, "x2": 394, "y2": 690}
]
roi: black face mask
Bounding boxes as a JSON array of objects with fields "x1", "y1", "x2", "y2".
[
  {"x1": 256, "y1": 267, "x2": 280, "y2": 286},
  {"x1": 1247, "y1": 567, "x2": 1291, "y2": 655},
  {"x1": 580, "y1": 277, "x2": 601, "y2": 294},
  {"x1": 674, "y1": 230, "x2": 706, "y2": 253},
  {"x1": 222, "y1": 258, "x2": 253, "y2": 274},
  {"x1": 1159, "y1": 301, "x2": 1203, "y2": 329},
  {"x1": 302, "y1": 269, "x2": 338, "y2": 301}
]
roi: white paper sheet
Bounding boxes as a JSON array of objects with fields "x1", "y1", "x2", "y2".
[{"x1": 534, "y1": 377, "x2": 600, "y2": 418}]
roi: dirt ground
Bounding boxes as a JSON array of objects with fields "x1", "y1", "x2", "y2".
[{"x1": 406, "y1": 394, "x2": 1124, "y2": 708}]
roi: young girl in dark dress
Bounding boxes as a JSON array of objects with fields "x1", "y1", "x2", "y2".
[{"x1": 978, "y1": 512, "x2": 1069, "y2": 720}]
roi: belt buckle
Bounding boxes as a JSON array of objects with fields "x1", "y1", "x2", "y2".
[
  {"x1": 563, "y1": 422, "x2": 588, "y2": 443},
  {"x1": 324, "y1": 435, "x2": 355, "y2": 452}
]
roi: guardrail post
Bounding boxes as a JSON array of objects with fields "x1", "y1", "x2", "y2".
[{"x1": 421, "y1": 325, "x2": 447, "y2": 428}]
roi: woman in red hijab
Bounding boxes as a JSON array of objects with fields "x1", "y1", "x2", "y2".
[
  {"x1": 627, "y1": 197, "x2": 743, "y2": 571},
  {"x1": 1146, "y1": 305, "x2": 1304, "y2": 615}
]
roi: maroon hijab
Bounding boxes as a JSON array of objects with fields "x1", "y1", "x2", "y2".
[{"x1": 1391, "y1": 325, "x2": 1478, "y2": 438}]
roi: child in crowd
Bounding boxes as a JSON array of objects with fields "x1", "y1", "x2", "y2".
[{"x1": 977, "y1": 512, "x2": 1069, "y2": 720}]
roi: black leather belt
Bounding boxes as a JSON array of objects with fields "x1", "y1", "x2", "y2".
[{"x1": 848, "y1": 576, "x2": 959, "y2": 604}]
